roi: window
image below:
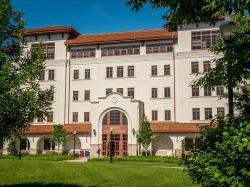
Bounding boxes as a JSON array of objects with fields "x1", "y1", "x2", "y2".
[
  {"x1": 152, "y1": 110, "x2": 158, "y2": 121},
  {"x1": 146, "y1": 43, "x2": 173, "y2": 54},
  {"x1": 84, "y1": 112, "x2": 90, "y2": 122},
  {"x1": 37, "y1": 116, "x2": 43, "y2": 123},
  {"x1": 127, "y1": 88, "x2": 134, "y2": 98},
  {"x1": 151, "y1": 66, "x2": 157, "y2": 76},
  {"x1": 106, "y1": 67, "x2": 113, "y2": 78},
  {"x1": 127, "y1": 66, "x2": 134, "y2": 77},
  {"x1": 123, "y1": 113, "x2": 128, "y2": 125},
  {"x1": 47, "y1": 112, "x2": 53, "y2": 122},
  {"x1": 204, "y1": 87, "x2": 212, "y2": 96},
  {"x1": 85, "y1": 69, "x2": 90, "y2": 79},
  {"x1": 101, "y1": 45, "x2": 140, "y2": 57},
  {"x1": 73, "y1": 91, "x2": 78, "y2": 101},
  {"x1": 165, "y1": 110, "x2": 171, "y2": 121},
  {"x1": 44, "y1": 138, "x2": 55, "y2": 150},
  {"x1": 192, "y1": 85, "x2": 199, "y2": 96},
  {"x1": 73, "y1": 112, "x2": 78, "y2": 122},
  {"x1": 117, "y1": 88, "x2": 123, "y2": 95},
  {"x1": 71, "y1": 48, "x2": 96, "y2": 58},
  {"x1": 191, "y1": 30, "x2": 220, "y2": 50},
  {"x1": 217, "y1": 107, "x2": 225, "y2": 117},
  {"x1": 191, "y1": 62, "x2": 199, "y2": 74},
  {"x1": 48, "y1": 70, "x2": 55, "y2": 80},
  {"x1": 73, "y1": 70, "x2": 79, "y2": 80},
  {"x1": 38, "y1": 70, "x2": 45, "y2": 81},
  {"x1": 151, "y1": 88, "x2": 158, "y2": 98},
  {"x1": 164, "y1": 65, "x2": 170, "y2": 76},
  {"x1": 84, "y1": 90, "x2": 90, "y2": 100},
  {"x1": 203, "y1": 61, "x2": 211, "y2": 73},
  {"x1": 31, "y1": 42, "x2": 55, "y2": 60},
  {"x1": 192, "y1": 108, "x2": 200, "y2": 120},
  {"x1": 164, "y1": 87, "x2": 171, "y2": 98},
  {"x1": 110, "y1": 110, "x2": 120, "y2": 125},
  {"x1": 205, "y1": 108, "x2": 212, "y2": 120},
  {"x1": 117, "y1": 66, "x2": 123, "y2": 78},
  {"x1": 216, "y1": 86, "x2": 224, "y2": 96},
  {"x1": 106, "y1": 88, "x2": 113, "y2": 95}
]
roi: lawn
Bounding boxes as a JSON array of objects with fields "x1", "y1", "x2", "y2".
[{"x1": 0, "y1": 159, "x2": 199, "y2": 187}]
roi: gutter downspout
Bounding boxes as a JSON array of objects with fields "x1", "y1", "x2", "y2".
[
  {"x1": 173, "y1": 37, "x2": 177, "y2": 122},
  {"x1": 67, "y1": 47, "x2": 71, "y2": 125},
  {"x1": 64, "y1": 45, "x2": 68, "y2": 125}
]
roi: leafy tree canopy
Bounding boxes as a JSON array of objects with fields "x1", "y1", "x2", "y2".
[
  {"x1": 0, "y1": 0, "x2": 53, "y2": 142},
  {"x1": 137, "y1": 116, "x2": 153, "y2": 150}
]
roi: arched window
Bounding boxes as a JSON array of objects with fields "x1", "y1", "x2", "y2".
[{"x1": 102, "y1": 110, "x2": 128, "y2": 125}]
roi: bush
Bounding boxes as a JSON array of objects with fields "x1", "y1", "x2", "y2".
[
  {"x1": 183, "y1": 116, "x2": 250, "y2": 186},
  {"x1": 7, "y1": 138, "x2": 18, "y2": 156}
]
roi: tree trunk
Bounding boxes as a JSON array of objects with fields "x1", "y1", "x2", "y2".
[{"x1": 228, "y1": 86, "x2": 234, "y2": 115}]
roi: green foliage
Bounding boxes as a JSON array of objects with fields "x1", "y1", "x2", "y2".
[
  {"x1": 7, "y1": 136, "x2": 17, "y2": 156},
  {"x1": 0, "y1": 0, "x2": 53, "y2": 142},
  {"x1": 235, "y1": 86, "x2": 250, "y2": 119},
  {"x1": 127, "y1": 0, "x2": 249, "y2": 28},
  {"x1": 0, "y1": 154, "x2": 75, "y2": 161},
  {"x1": 183, "y1": 116, "x2": 250, "y2": 186},
  {"x1": 51, "y1": 124, "x2": 67, "y2": 153},
  {"x1": 137, "y1": 116, "x2": 153, "y2": 150}
]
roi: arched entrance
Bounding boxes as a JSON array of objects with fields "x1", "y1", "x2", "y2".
[
  {"x1": 102, "y1": 110, "x2": 128, "y2": 157},
  {"x1": 152, "y1": 134, "x2": 173, "y2": 156}
]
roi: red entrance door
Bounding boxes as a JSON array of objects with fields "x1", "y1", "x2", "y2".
[{"x1": 102, "y1": 110, "x2": 128, "y2": 157}]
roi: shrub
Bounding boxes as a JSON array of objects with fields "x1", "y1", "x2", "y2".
[{"x1": 7, "y1": 138, "x2": 18, "y2": 156}]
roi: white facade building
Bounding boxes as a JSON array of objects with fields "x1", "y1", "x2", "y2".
[{"x1": 2, "y1": 22, "x2": 228, "y2": 157}]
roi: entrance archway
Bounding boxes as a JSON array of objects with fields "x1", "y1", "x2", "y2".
[
  {"x1": 152, "y1": 134, "x2": 173, "y2": 156},
  {"x1": 102, "y1": 110, "x2": 128, "y2": 157}
]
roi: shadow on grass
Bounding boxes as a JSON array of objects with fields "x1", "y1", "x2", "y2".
[{"x1": 0, "y1": 183, "x2": 98, "y2": 187}]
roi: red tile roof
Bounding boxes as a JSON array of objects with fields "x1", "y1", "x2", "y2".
[
  {"x1": 150, "y1": 122, "x2": 205, "y2": 133},
  {"x1": 25, "y1": 124, "x2": 91, "y2": 134},
  {"x1": 25, "y1": 26, "x2": 80, "y2": 37},
  {"x1": 65, "y1": 29, "x2": 177, "y2": 46}
]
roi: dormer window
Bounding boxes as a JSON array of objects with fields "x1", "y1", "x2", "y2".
[
  {"x1": 191, "y1": 30, "x2": 220, "y2": 50},
  {"x1": 146, "y1": 43, "x2": 173, "y2": 54},
  {"x1": 101, "y1": 45, "x2": 140, "y2": 57},
  {"x1": 71, "y1": 48, "x2": 96, "y2": 59},
  {"x1": 31, "y1": 42, "x2": 55, "y2": 60}
]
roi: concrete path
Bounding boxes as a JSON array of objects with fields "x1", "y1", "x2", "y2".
[{"x1": 64, "y1": 158, "x2": 88, "y2": 163}]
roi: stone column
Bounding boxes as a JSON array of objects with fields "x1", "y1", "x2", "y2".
[
  {"x1": 27, "y1": 136, "x2": 40, "y2": 155},
  {"x1": 2, "y1": 140, "x2": 9, "y2": 155},
  {"x1": 169, "y1": 134, "x2": 185, "y2": 157}
]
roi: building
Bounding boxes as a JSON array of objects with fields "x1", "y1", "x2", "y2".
[{"x1": 2, "y1": 21, "x2": 228, "y2": 157}]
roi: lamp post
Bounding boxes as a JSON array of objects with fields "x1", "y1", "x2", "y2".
[
  {"x1": 110, "y1": 127, "x2": 114, "y2": 163},
  {"x1": 73, "y1": 130, "x2": 76, "y2": 155},
  {"x1": 219, "y1": 17, "x2": 235, "y2": 115}
]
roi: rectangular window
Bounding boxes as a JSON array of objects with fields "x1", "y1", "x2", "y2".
[
  {"x1": 127, "y1": 88, "x2": 134, "y2": 98},
  {"x1": 216, "y1": 86, "x2": 224, "y2": 96},
  {"x1": 204, "y1": 87, "x2": 212, "y2": 96},
  {"x1": 164, "y1": 87, "x2": 171, "y2": 98},
  {"x1": 73, "y1": 91, "x2": 78, "y2": 101},
  {"x1": 146, "y1": 43, "x2": 173, "y2": 54},
  {"x1": 192, "y1": 108, "x2": 200, "y2": 120},
  {"x1": 152, "y1": 110, "x2": 158, "y2": 121},
  {"x1": 49, "y1": 88, "x2": 54, "y2": 101},
  {"x1": 117, "y1": 66, "x2": 124, "y2": 78},
  {"x1": 73, "y1": 70, "x2": 79, "y2": 80},
  {"x1": 38, "y1": 70, "x2": 45, "y2": 81},
  {"x1": 106, "y1": 67, "x2": 113, "y2": 78},
  {"x1": 84, "y1": 90, "x2": 90, "y2": 100},
  {"x1": 151, "y1": 66, "x2": 157, "y2": 76},
  {"x1": 151, "y1": 88, "x2": 158, "y2": 98},
  {"x1": 48, "y1": 70, "x2": 55, "y2": 80},
  {"x1": 71, "y1": 48, "x2": 96, "y2": 59},
  {"x1": 164, "y1": 65, "x2": 170, "y2": 76},
  {"x1": 127, "y1": 66, "x2": 134, "y2": 77},
  {"x1": 191, "y1": 62, "x2": 199, "y2": 74},
  {"x1": 106, "y1": 88, "x2": 113, "y2": 95},
  {"x1": 205, "y1": 108, "x2": 212, "y2": 120},
  {"x1": 191, "y1": 30, "x2": 220, "y2": 50},
  {"x1": 217, "y1": 107, "x2": 225, "y2": 117},
  {"x1": 84, "y1": 112, "x2": 90, "y2": 122},
  {"x1": 203, "y1": 61, "x2": 211, "y2": 73},
  {"x1": 37, "y1": 116, "x2": 43, "y2": 123},
  {"x1": 117, "y1": 88, "x2": 123, "y2": 95},
  {"x1": 31, "y1": 42, "x2": 55, "y2": 60},
  {"x1": 192, "y1": 85, "x2": 199, "y2": 96},
  {"x1": 165, "y1": 110, "x2": 171, "y2": 121},
  {"x1": 47, "y1": 112, "x2": 53, "y2": 123},
  {"x1": 101, "y1": 45, "x2": 140, "y2": 57},
  {"x1": 85, "y1": 69, "x2": 91, "y2": 79},
  {"x1": 73, "y1": 112, "x2": 78, "y2": 122}
]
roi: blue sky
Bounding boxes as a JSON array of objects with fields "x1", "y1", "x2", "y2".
[{"x1": 12, "y1": 0, "x2": 166, "y2": 34}]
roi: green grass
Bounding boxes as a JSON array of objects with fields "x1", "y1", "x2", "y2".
[
  {"x1": 0, "y1": 154, "x2": 75, "y2": 161},
  {"x1": 0, "y1": 159, "x2": 199, "y2": 187}
]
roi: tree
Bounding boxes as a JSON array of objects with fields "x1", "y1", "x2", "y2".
[
  {"x1": 127, "y1": 0, "x2": 249, "y2": 28},
  {"x1": 51, "y1": 124, "x2": 67, "y2": 154},
  {"x1": 0, "y1": 0, "x2": 53, "y2": 143},
  {"x1": 137, "y1": 116, "x2": 153, "y2": 156},
  {"x1": 183, "y1": 116, "x2": 250, "y2": 186}
]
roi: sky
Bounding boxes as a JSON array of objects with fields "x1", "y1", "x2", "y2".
[{"x1": 12, "y1": 0, "x2": 166, "y2": 34}]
